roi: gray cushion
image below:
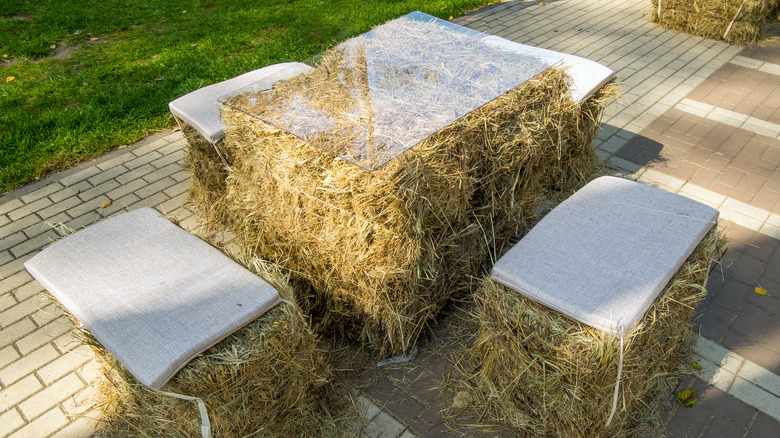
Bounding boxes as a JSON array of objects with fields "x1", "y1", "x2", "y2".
[
  {"x1": 492, "y1": 176, "x2": 718, "y2": 338},
  {"x1": 169, "y1": 62, "x2": 313, "y2": 143},
  {"x1": 24, "y1": 208, "x2": 281, "y2": 389}
]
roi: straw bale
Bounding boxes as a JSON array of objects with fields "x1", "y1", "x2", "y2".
[
  {"x1": 76, "y1": 259, "x2": 344, "y2": 437},
  {"x1": 466, "y1": 229, "x2": 724, "y2": 437},
  {"x1": 650, "y1": 0, "x2": 779, "y2": 44},
  {"x1": 187, "y1": 59, "x2": 617, "y2": 356}
]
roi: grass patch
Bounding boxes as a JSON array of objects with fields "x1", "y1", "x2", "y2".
[{"x1": 0, "y1": 0, "x2": 495, "y2": 192}]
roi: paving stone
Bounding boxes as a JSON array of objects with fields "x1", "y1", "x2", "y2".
[
  {"x1": 0, "y1": 270, "x2": 33, "y2": 294},
  {"x1": 132, "y1": 137, "x2": 168, "y2": 158},
  {"x1": 0, "y1": 343, "x2": 60, "y2": 385},
  {"x1": 36, "y1": 196, "x2": 81, "y2": 221},
  {"x1": 141, "y1": 163, "x2": 181, "y2": 185},
  {"x1": 0, "y1": 198, "x2": 24, "y2": 216},
  {"x1": 124, "y1": 151, "x2": 163, "y2": 170},
  {"x1": 96, "y1": 150, "x2": 136, "y2": 171},
  {"x1": 50, "y1": 411, "x2": 99, "y2": 437},
  {"x1": 362, "y1": 410, "x2": 406, "y2": 438},
  {"x1": 7, "y1": 197, "x2": 52, "y2": 222},
  {"x1": 150, "y1": 149, "x2": 184, "y2": 169},
  {"x1": 85, "y1": 164, "x2": 128, "y2": 187},
  {"x1": 52, "y1": 332, "x2": 80, "y2": 354},
  {"x1": 65, "y1": 195, "x2": 111, "y2": 220},
  {"x1": 694, "y1": 379, "x2": 757, "y2": 428},
  {"x1": 746, "y1": 411, "x2": 780, "y2": 438},
  {"x1": 47, "y1": 180, "x2": 92, "y2": 204},
  {"x1": 30, "y1": 302, "x2": 65, "y2": 327},
  {"x1": 115, "y1": 163, "x2": 155, "y2": 184},
  {"x1": 105, "y1": 177, "x2": 148, "y2": 200},
  {"x1": 0, "y1": 408, "x2": 25, "y2": 437},
  {"x1": 17, "y1": 373, "x2": 84, "y2": 420},
  {"x1": 22, "y1": 212, "x2": 69, "y2": 240},
  {"x1": 59, "y1": 166, "x2": 101, "y2": 187},
  {"x1": 20, "y1": 183, "x2": 63, "y2": 205},
  {"x1": 0, "y1": 344, "x2": 21, "y2": 369},
  {"x1": 0, "y1": 291, "x2": 16, "y2": 313},
  {"x1": 0, "y1": 294, "x2": 43, "y2": 328},
  {"x1": 9, "y1": 230, "x2": 58, "y2": 258},
  {"x1": 0, "y1": 374, "x2": 43, "y2": 412},
  {"x1": 15, "y1": 317, "x2": 72, "y2": 356},
  {"x1": 76, "y1": 179, "x2": 121, "y2": 202},
  {"x1": 0, "y1": 317, "x2": 37, "y2": 349},
  {"x1": 8, "y1": 407, "x2": 68, "y2": 438}
]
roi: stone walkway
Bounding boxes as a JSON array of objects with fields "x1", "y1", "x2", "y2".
[{"x1": 1, "y1": 0, "x2": 779, "y2": 436}]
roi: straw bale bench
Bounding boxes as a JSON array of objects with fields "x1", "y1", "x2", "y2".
[
  {"x1": 471, "y1": 176, "x2": 721, "y2": 436},
  {"x1": 24, "y1": 208, "x2": 334, "y2": 436}
]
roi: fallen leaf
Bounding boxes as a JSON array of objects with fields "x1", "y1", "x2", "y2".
[
  {"x1": 17, "y1": 64, "x2": 23, "y2": 68},
  {"x1": 74, "y1": 30, "x2": 82, "y2": 35},
  {"x1": 152, "y1": 54, "x2": 159, "y2": 59},
  {"x1": 90, "y1": 37, "x2": 99, "y2": 41},
  {"x1": 449, "y1": 16, "x2": 454, "y2": 20},
  {"x1": 755, "y1": 287, "x2": 767, "y2": 295},
  {"x1": 154, "y1": 77, "x2": 163, "y2": 82},
  {"x1": 674, "y1": 389, "x2": 697, "y2": 408},
  {"x1": 5, "y1": 76, "x2": 14, "y2": 82},
  {"x1": 540, "y1": 1, "x2": 546, "y2": 5},
  {"x1": 452, "y1": 391, "x2": 472, "y2": 409},
  {"x1": 692, "y1": 361, "x2": 703, "y2": 371},
  {"x1": 50, "y1": 44, "x2": 56, "y2": 49},
  {"x1": 100, "y1": 200, "x2": 111, "y2": 209},
  {"x1": 2, "y1": 54, "x2": 8, "y2": 58},
  {"x1": 441, "y1": 6, "x2": 447, "y2": 9}
]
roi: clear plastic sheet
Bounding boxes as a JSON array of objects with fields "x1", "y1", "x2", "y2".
[{"x1": 224, "y1": 11, "x2": 561, "y2": 170}]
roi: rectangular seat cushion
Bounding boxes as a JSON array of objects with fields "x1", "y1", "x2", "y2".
[
  {"x1": 492, "y1": 176, "x2": 718, "y2": 338},
  {"x1": 168, "y1": 62, "x2": 313, "y2": 144},
  {"x1": 24, "y1": 208, "x2": 281, "y2": 389}
]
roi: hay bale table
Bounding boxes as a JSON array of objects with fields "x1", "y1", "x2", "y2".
[
  {"x1": 471, "y1": 176, "x2": 721, "y2": 436},
  {"x1": 24, "y1": 208, "x2": 335, "y2": 437},
  {"x1": 186, "y1": 11, "x2": 616, "y2": 355}
]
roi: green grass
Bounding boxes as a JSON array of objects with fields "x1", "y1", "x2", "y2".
[{"x1": 0, "y1": 0, "x2": 494, "y2": 192}]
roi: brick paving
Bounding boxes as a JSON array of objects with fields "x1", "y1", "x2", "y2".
[{"x1": 1, "y1": 0, "x2": 780, "y2": 436}]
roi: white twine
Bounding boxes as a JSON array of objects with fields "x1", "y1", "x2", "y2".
[
  {"x1": 152, "y1": 389, "x2": 212, "y2": 438},
  {"x1": 605, "y1": 336, "x2": 625, "y2": 428}
]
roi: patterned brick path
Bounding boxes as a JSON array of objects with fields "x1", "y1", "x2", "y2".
[{"x1": 1, "y1": 0, "x2": 779, "y2": 436}]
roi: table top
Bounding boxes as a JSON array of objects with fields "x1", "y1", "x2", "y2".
[{"x1": 225, "y1": 11, "x2": 561, "y2": 171}]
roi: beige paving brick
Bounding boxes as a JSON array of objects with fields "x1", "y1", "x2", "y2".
[
  {"x1": 18, "y1": 373, "x2": 84, "y2": 420},
  {"x1": 100, "y1": 193, "x2": 141, "y2": 217},
  {"x1": 77, "y1": 358, "x2": 101, "y2": 384},
  {"x1": 130, "y1": 191, "x2": 170, "y2": 210},
  {"x1": 96, "y1": 150, "x2": 136, "y2": 171},
  {"x1": 37, "y1": 345, "x2": 91, "y2": 386},
  {"x1": 158, "y1": 139, "x2": 186, "y2": 156},
  {"x1": 30, "y1": 302, "x2": 65, "y2": 327},
  {"x1": 52, "y1": 332, "x2": 81, "y2": 354},
  {"x1": 0, "y1": 198, "x2": 24, "y2": 217},
  {"x1": 22, "y1": 212, "x2": 69, "y2": 240},
  {"x1": 20, "y1": 183, "x2": 63, "y2": 205},
  {"x1": 7, "y1": 198, "x2": 52, "y2": 222},
  {"x1": 0, "y1": 250, "x2": 12, "y2": 266},
  {"x1": 105, "y1": 177, "x2": 148, "y2": 200},
  {"x1": 115, "y1": 163, "x2": 155, "y2": 184},
  {"x1": 0, "y1": 343, "x2": 59, "y2": 385},
  {"x1": 158, "y1": 192, "x2": 188, "y2": 215},
  {"x1": 0, "y1": 270, "x2": 32, "y2": 294},
  {"x1": 0, "y1": 213, "x2": 41, "y2": 236},
  {"x1": 9, "y1": 230, "x2": 58, "y2": 258},
  {"x1": 60, "y1": 380, "x2": 96, "y2": 417},
  {"x1": 0, "y1": 231, "x2": 33, "y2": 254},
  {"x1": 141, "y1": 163, "x2": 181, "y2": 185},
  {"x1": 76, "y1": 180, "x2": 121, "y2": 202},
  {"x1": 0, "y1": 318, "x2": 37, "y2": 349},
  {"x1": 65, "y1": 195, "x2": 110, "y2": 220},
  {"x1": 59, "y1": 166, "x2": 100, "y2": 187},
  {"x1": 8, "y1": 407, "x2": 68, "y2": 438},
  {"x1": 0, "y1": 214, "x2": 8, "y2": 228},
  {"x1": 0, "y1": 344, "x2": 21, "y2": 368},
  {"x1": 125, "y1": 151, "x2": 163, "y2": 170},
  {"x1": 0, "y1": 294, "x2": 43, "y2": 328},
  {"x1": 0, "y1": 292, "x2": 16, "y2": 312},
  {"x1": 171, "y1": 169, "x2": 191, "y2": 182},
  {"x1": 16, "y1": 317, "x2": 72, "y2": 356},
  {"x1": 48, "y1": 180, "x2": 91, "y2": 203},
  {"x1": 35, "y1": 196, "x2": 82, "y2": 221},
  {"x1": 0, "y1": 254, "x2": 32, "y2": 281},
  {"x1": 132, "y1": 137, "x2": 168, "y2": 157},
  {"x1": 150, "y1": 149, "x2": 184, "y2": 169},
  {"x1": 0, "y1": 374, "x2": 43, "y2": 412},
  {"x1": 12, "y1": 281, "x2": 43, "y2": 302},
  {"x1": 0, "y1": 408, "x2": 25, "y2": 437},
  {"x1": 86, "y1": 164, "x2": 127, "y2": 186},
  {"x1": 51, "y1": 413, "x2": 100, "y2": 438}
]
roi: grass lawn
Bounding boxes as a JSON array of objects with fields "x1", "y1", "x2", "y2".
[{"x1": 0, "y1": 0, "x2": 495, "y2": 193}]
